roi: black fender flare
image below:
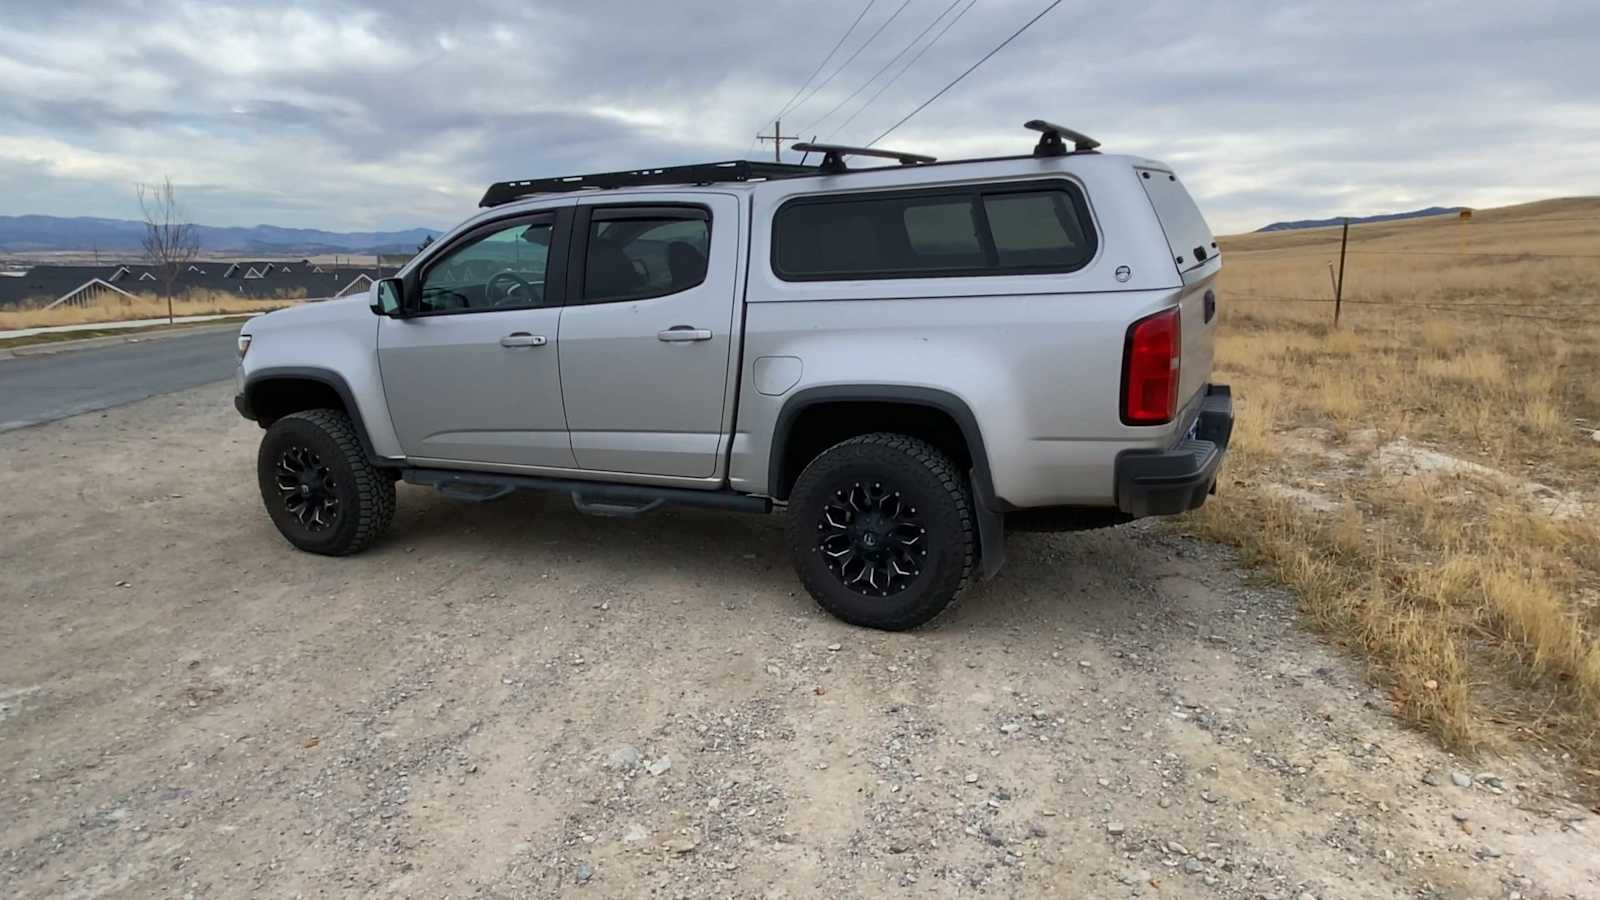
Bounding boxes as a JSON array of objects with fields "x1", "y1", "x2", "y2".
[
  {"x1": 768, "y1": 385, "x2": 1005, "y2": 579},
  {"x1": 240, "y1": 366, "x2": 387, "y2": 466}
]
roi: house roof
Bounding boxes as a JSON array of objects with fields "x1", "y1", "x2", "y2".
[{"x1": 0, "y1": 262, "x2": 385, "y2": 307}]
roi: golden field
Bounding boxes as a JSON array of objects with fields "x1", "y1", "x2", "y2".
[
  {"x1": 1183, "y1": 197, "x2": 1600, "y2": 792},
  {"x1": 0, "y1": 288, "x2": 304, "y2": 331}
]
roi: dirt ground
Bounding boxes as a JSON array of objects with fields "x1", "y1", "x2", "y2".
[{"x1": 1, "y1": 383, "x2": 1596, "y2": 899}]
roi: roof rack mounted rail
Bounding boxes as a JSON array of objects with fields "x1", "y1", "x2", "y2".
[
  {"x1": 1024, "y1": 119, "x2": 1100, "y2": 157},
  {"x1": 479, "y1": 159, "x2": 821, "y2": 208},
  {"x1": 789, "y1": 142, "x2": 936, "y2": 175}
]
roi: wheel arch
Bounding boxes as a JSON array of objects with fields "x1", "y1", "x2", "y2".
[
  {"x1": 767, "y1": 385, "x2": 994, "y2": 502},
  {"x1": 242, "y1": 367, "x2": 384, "y2": 466}
]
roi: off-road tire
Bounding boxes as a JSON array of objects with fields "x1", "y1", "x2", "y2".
[
  {"x1": 257, "y1": 409, "x2": 396, "y2": 556},
  {"x1": 786, "y1": 433, "x2": 974, "y2": 631}
]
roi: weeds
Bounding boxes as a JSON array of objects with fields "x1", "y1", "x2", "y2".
[
  {"x1": 1184, "y1": 198, "x2": 1600, "y2": 791},
  {"x1": 0, "y1": 288, "x2": 304, "y2": 330}
]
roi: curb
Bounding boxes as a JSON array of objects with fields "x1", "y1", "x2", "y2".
[{"x1": 0, "y1": 321, "x2": 245, "y2": 360}]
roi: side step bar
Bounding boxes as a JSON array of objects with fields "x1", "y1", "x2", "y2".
[{"x1": 401, "y1": 468, "x2": 771, "y2": 518}]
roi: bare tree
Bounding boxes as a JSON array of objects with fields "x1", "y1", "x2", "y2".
[{"x1": 137, "y1": 177, "x2": 200, "y2": 324}]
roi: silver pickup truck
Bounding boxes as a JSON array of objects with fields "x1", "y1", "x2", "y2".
[{"x1": 234, "y1": 121, "x2": 1233, "y2": 630}]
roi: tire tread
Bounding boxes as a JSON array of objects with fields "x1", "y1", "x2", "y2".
[
  {"x1": 787, "y1": 432, "x2": 973, "y2": 630},
  {"x1": 271, "y1": 409, "x2": 395, "y2": 555}
]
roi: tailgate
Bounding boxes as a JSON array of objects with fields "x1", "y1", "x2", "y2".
[{"x1": 1137, "y1": 167, "x2": 1219, "y2": 408}]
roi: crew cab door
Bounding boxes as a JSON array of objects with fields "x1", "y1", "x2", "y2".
[
  {"x1": 557, "y1": 194, "x2": 740, "y2": 478},
  {"x1": 377, "y1": 206, "x2": 577, "y2": 468}
]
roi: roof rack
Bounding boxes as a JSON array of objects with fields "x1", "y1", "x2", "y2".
[
  {"x1": 1024, "y1": 120, "x2": 1100, "y2": 156},
  {"x1": 790, "y1": 142, "x2": 936, "y2": 175},
  {"x1": 479, "y1": 159, "x2": 821, "y2": 207}
]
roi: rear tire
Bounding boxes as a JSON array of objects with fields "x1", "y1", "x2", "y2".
[
  {"x1": 257, "y1": 409, "x2": 396, "y2": 556},
  {"x1": 786, "y1": 433, "x2": 974, "y2": 631}
]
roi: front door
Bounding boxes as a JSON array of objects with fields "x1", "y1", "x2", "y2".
[
  {"x1": 378, "y1": 207, "x2": 577, "y2": 468},
  {"x1": 557, "y1": 195, "x2": 740, "y2": 478}
]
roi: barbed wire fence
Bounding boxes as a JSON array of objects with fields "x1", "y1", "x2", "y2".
[{"x1": 1225, "y1": 215, "x2": 1600, "y2": 325}]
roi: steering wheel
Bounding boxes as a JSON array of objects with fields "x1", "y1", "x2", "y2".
[{"x1": 486, "y1": 270, "x2": 540, "y2": 307}]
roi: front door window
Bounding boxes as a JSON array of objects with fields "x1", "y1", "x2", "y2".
[{"x1": 419, "y1": 220, "x2": 553, "y2": 313}]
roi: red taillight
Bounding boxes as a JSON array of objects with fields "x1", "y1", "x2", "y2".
[{"x1": 1122, "y1": 308, "x2": 1181, "y2": 425}]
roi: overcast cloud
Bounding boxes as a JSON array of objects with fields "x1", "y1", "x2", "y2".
[{"x1": 2, "y1": 0, "x2": 1597, "y2": 234}]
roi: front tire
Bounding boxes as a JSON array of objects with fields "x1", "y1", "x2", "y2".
[
  {"x1": 257, "y1": 409, "x2": 396, "y2": 556},
  {"x1": 786, "y1": 433, "x2": 974, "y2": 631}
]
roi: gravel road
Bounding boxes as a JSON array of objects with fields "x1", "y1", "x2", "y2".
[{"x1": 1, "y1": 383, "x2": 1595, "y2": 899}]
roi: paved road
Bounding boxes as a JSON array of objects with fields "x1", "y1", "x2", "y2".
[{"x1": 0, "y1": 326, "x2": 238, "y2": 432}]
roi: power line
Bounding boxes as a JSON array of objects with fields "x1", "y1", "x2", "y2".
[
  {"x1": 786, "y1": 0, "x2": 914, "y2": 122},
  {"x1": 800, "y1": 0, "x2": 965, "y2": 138},
  {"x1": 870, "y1": 0, "x2": 1064, "y2": 147},
  {"x1": 769, "y1": 0, "x2": 877, "y2": 126},
  {"x1": 829, "y1": 0, "x2": 977, "y2": 143}
]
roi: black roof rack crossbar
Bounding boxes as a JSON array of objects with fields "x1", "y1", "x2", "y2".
[
  {"x1": 1024, "y1": 119, "x2": 1100, "y2": 156},
  {"x1": 790, "y1": 142, "x2": 936, "y2": 175},
  {"x1": 479, "y1": 159, "x2": 821, "y2": 207}
]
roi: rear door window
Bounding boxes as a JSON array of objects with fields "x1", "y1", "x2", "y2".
[
  {"x1": 773, "y1": 180, "x2": 1095, "y2": 281},
  {"x1": 580, "y1": 208, "x2": 710, "y2": 303}
]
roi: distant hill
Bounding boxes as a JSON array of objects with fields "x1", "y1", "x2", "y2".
[
  {"x1": 0, "y1": 215, "x2": 443, "y2": 254},
  {"x1": 1257, "y1": 207, "x2": 1462, "y2": 233}
]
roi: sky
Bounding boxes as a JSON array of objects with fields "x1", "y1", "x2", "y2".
[{"x1": 1, "y1": 0, "x2": 1597, "y2": 236}]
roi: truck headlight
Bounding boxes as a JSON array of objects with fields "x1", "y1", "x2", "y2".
[{"x1": 238, "y1": 333, "x2": 253, "y2": 359}]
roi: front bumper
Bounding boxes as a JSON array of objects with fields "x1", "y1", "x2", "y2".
[{"x1": 1114, "y1": 384, "x2": 1233, "y2": 517}]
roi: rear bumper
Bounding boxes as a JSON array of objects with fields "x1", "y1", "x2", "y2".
[{"x1": 1114, "y1": 384, "x2": 1233, "y2": 517}]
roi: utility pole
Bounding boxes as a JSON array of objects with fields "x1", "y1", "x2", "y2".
[{"x1": 755, "y1": 119, "x2": 798, "y2": 163}]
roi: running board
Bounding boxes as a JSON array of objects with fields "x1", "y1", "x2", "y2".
[{"x1": 401, "y1": 468, "x2": 771, "y2": 516}]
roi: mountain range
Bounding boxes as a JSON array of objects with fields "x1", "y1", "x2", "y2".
[
  {"x1": 3, "y1": 206, "x2": 1468, "y2": 250},
  {"x1": 1257, "y1": 206, "x2": 1462, "y2": 232},
  {"x1": 0, "y1": 215, "x2": 443, "y2": 254}
]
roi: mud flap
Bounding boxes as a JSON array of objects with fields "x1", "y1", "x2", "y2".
[{"x1": 971, "y1": 469, "x2": 1006, "y2": 580}]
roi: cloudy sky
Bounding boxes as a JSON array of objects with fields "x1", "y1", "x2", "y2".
[{"x1": 2, "y1": 0, "x2": 1597, "y2": 235}]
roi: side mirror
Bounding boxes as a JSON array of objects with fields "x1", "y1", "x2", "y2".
[{"x1": 371, "y1": 277, "x2": 405, "y2": 317}]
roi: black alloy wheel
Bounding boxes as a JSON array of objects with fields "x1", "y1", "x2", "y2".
[
  {"x1": 273, "y1": 444, "x2": 340, "y2": 533},
  {"x1": 816, "y1": 479, "x2": 927, "y2": 597}
]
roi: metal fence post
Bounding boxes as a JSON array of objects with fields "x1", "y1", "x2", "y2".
[{"x1": 1334, "y1": 217, "x2": 1349, "y2": 325}]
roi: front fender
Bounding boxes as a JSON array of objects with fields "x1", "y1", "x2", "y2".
[{"x1": 237, "y1": 302, "x2": 403, "y2": 460}]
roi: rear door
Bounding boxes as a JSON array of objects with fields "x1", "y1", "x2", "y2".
[
  {"x1": 1137, "y1": 167, "x2": 1218, "y2": 408},
  {"x1": 556, "y1": 194, "x2": 741, "y2": 478}
]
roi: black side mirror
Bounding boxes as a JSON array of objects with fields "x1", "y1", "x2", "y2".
[{"x1": 372, "y1": 277, "x2": 405, "y2": 317}]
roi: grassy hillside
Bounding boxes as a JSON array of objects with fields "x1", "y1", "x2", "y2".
[
  {"x1": 0, "y1": 290, "x2": 303, "y2": 331},
  {"x1": 1186, "y1": 197, "x2": 1600, "y2": 793}
]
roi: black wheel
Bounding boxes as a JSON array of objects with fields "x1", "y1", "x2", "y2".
[
  {"x1": 786, "y1": 433, "x2": 974, "y2": 631},
  {"x1": 257, "y1": 409, "x2": 396, "y2": 556}
]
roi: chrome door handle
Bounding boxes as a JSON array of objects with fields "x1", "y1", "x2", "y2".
[
  {"x1": 500, "y1": 332, "x2": 547, "y2": 348},
  {"x1": 658, "y1": 327, "x2": 712, "y2": 342}
]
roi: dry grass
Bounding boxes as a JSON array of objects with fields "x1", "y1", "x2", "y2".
[
  {"x1": 1179, "y1": 196, "x2": 1600, "y2": 790},
  {"x1": 0, "y1": 288, "x2": 304, "y2": 331}
]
